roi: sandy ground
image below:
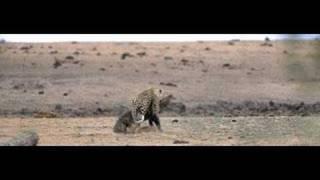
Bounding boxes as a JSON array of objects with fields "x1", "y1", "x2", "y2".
[
  {"x1": 1, "y1": 41, "x2": 320, "y2": 116},
  {"x1": 1, "y1": 40, "x2": 320, "y2": 145},
  {"x1": 1, "y1": 116, "x2": 320, "y2": 146}
]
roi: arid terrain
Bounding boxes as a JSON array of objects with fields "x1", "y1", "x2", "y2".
[{"x1": 1, "y1": 40, "x2": 320, "y2": 145}]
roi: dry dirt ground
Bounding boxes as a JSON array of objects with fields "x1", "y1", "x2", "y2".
[
  {"x1": 1, "y1": 116, "x2": 320, "y2": 146},
  {"x1": 1, "y1": 40, "x2": 320, "y2": 145},
  {"x1": 1, "y1": 41, "x2": 320, "y2": 116}
]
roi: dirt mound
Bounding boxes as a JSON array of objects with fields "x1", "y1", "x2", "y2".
[
  {"x1": 189, "y1": 101, "x2": 320, "y2": 116},
  {"x1": 2, "y1": 100, "x2": 320, "y2": 118}
]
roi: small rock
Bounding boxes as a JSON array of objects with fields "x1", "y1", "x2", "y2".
[
  {"x1": 96, "y1": 108, "x2": 103, "y2": 113},
  {"x1": 172, "y1": 119, "x2": 179, "y2": 123},
  {"x1": 222, "y1": 63, "x2": 230, "y2": 67},
  {"x1": 65, "y1": 56, "x2": 74, "y2": 60},
  {"x1": 137, "y1": 52, "x2": 146, "y2": 57},
  {"x1": 181, "y1": 59, "x2": 189, "y2": 66},
  {"x1": 96, "y1": 52, "x2": 101, "y2": 56},
  {"x1": 20, "y1": 45, "x2": 32, "y2": 50},
  {"x1": 38, "y1": 91, "x2": 44, "y2": 95},
  {"x1": 160, "y1": 82, "x2": 177, "y2": 87},
  {"x1": 121, "y1": 52, "x2": 133, "y2": 60},
  {"x1": 53, "y1": 59, "x2": 62, "y2": 69},
  {"x1": 50, "y1": 50, "x2": 58, "y2": 54},
  {"x1": 231, "y1": 119, "x2": 237, "y2": 122},
  {"x1": 205, "y1": 47, "x2": 210, "y2": 51},
  {"x1": 99, "y1": 67, "x2": 106, "y2": 71},
  {"x1": 228, "y1": 41, "x2": 234, "y2": 45},
  {"x1": 73, "y1": 51, "x2": 80, "y2": 55},
  {"x1": 164, "y1": 56, "x2": 173, "y2": 60},
  {"x1": 63, "y1": 93, "x2": 68, "y2": 96},
  {"x1": 173, "y1": 140, "x2": 189, "y2": 144}
]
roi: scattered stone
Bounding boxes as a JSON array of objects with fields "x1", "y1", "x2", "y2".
[
  {"x1": 121, "y1": 52, "x2": 134, "y2": 60},
  {"x1": 181, "y1": 59, "x2": 189, "y2": 66},
  {"x1": 137, "y1": 52, "x2": 146, "y2": 57},
  {"x1": 231, "y1": 119, "x2": 237, "y2": 122},
  {"x1": 38, "y1": 91, "x2": 44, "y2": 95},
  {"x1": 99, "y1": 67, "x2": 106, "y2": 71},
  {"x1": 164, "y1": 56, "x2": 173, "y2": 60},
  {"x1": 0, "y1": 130, "x2": 39, "y2": 146},
  {"x1": 228, "y1": 41, "x2": 235, "y2": 45},
  {"x1": 65, "y1": 55, "x2": 74, "y2": 60},
  {"x1": 96, "y1": 108, "x2": 103, "y2": 114},
  {"x1": 222, "y1": 63, "x2": 230, "y2": 67},
  {"x1": 50, "y1": 50, "x2": 58, "y2": 54},
  {"x1": 92, "y1": 47, "x2": 97, "y2": 51},
  {"x1": 96, "y1": 52, "x2": 101, "y2": 56},
  {"x1": 73, "y1": 51, "x2": 80, "y2": 55},
  {"x1": 73, "y1": 60, "x2": 80, "y2": 64},
  {"x1": 20, "y1": 45, "x2": 32, "y2": 50},
  {"x1": 173, "y1": 140, "x2": 189, "y2": 144},
  {"x1": 63, "y1": 93, "x2": 68, "y2": 96},
  {"x1": 160, "y1": 82, "x2": 177, "y2": 87},
  {"x1": 261, "y1": 42, "x2": 273, "y2": 47},
  {"x1": 283, "y1": 50, "x2": 288, "y2": 54},
  {"x1": 12, "y1": 84, "x2": 24, "y2": 90},
  {"x1": 202, "y1": 69, "x2": 208, "y2": 73},
  {"x1": 53, "y1": 58, "x2": 62, "y2": 69},
  {"x1": 172, "y1": 119, "x2": 179, "y2": 123},
  {"x1": 205, "y1": 47, "x2": 210, "y2": 51}
]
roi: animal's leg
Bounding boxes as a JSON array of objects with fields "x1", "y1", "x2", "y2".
[{"x1": 152, "y1": 114, "x2": 162, "y2": 132}]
